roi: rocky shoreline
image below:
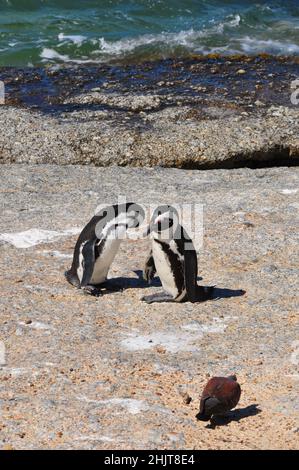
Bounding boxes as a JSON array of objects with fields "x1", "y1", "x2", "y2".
[{"x1": 0, "y1": 56, "x2": 298, "y2": 168}]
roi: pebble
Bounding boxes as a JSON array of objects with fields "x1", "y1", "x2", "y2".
[
  {"x1": 255, "y1": 100, "x2": 265, "y2": 107},
  {"x1": 179, "y1": 391, "x2": 192, "y2": 405}
]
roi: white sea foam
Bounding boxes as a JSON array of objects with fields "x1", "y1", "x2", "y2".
[
  {"x1": 40, "y1": 21, "x2": 299, "y2": 65},
  {"x1": 58, "y1": 33, "x2": 86, "y2": 45},
  {"x1": 0, "y1": 227, "x2": 81, "y2": 248},
  {"x1": 239, "y1": 37, "x2": 299, "y2": 54},
  {"x1": 40, "y1": 48, "x2": 70, "y2": 62},
  {"x1": 95, "y1": 29, "x2": 206, "y2": 57},
  {"x1": 213, "y1": 14, "x2": 241, "y2": 34},
  {"x1": 229, "y1": 14, "x2": 241, "y2": 28},
  {"x1": 40, "y1": 47, "x2": 99, "y2": 64}
]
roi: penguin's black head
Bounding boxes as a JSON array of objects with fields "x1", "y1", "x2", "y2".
[
  {"x1": 94, "y1": 203, "x2": 145, "y2": 239},
  {"x1": 148, "y1": 205, "x2": 179, "y2": 235}
]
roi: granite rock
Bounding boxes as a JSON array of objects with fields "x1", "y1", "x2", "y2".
[{"x1": 0, "y1": 164, "x2": 298, "y2": 449}]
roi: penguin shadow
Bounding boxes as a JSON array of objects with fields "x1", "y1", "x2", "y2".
[
  {"x1": 134, "y1": 270, "x2": 162, "y2": 287},
  {"x1": 133, "y1": 274, "x2": 246, "y2": 298},
  {"x1": 101, "y1": 273, "x2": 245, "y2": 298},
  {"x1": 209, "y1": 286, "x2": 246, "y2": 300},
  {"x1": 194, "y1": 278, "x2": 246, "y2": 301},
  {"x1": 101, "y1": 270, "x2": 162, "y2": 293},
  {"x1": 204, "y1": 404, "x2": 262, "y2": 429}
]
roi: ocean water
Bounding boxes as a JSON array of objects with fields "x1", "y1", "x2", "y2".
[{"x1": 0, "y1": 0, "x2": 299, "y2": 66}]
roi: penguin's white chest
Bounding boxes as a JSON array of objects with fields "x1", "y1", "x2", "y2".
[
  {"x1": 91, "y1": 221, "x2": 130, "y2": 284},
  {"x1": 90, "y1": 224, "x2": 127, "y2": 285},
  {"x1": 90, "y1": 238, "x2": 121, "y2": 284},
  {"x1": 152, "y1": 240, "x2": 179, "y2": 298}
]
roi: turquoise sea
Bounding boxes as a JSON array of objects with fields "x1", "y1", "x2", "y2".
[{"x1": 0, "y1": 0, "x2": 299, "y2": 66}]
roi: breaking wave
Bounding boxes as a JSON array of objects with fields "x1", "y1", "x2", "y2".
[{"x1": 0, "y1": 1, "x2": 298, "y2": 66}]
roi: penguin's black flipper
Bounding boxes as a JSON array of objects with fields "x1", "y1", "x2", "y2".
[
  {"x1": 141, "y1": 292, "x2": 173, "y2": 304},
  {"x1": 143, "y1": 250, "x2": 157, "y2": 284},
  {"x1": 80, "y1": 239, "x2": 97, "y2": 288},
  {"x1": 80, "y1": 239, "x2": 103, "y2": 297},
  {"x1": 64, "y1": 270, "x2": 80, "y2": 288},
  {"x1": 183, "y1": 249, "x2": 198, "y2": 302},
  {"x1": 184, "y1": 250, "x2": 214, "y2": 302}
]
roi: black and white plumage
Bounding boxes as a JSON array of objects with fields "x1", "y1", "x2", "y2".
[
  {"x1": 65, "y1": 202, "x2": 145, "y2": 296},
  {"x1": 141, "y1": 205, "x2": 214, "y2": 303}
]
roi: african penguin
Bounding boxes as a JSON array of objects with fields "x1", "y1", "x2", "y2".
[
  {"x1": 65, "y1": 202, "x2": 145, "y2": 296},
  {"x1": 141, "y1": 205, "x2": 214, "y2": 303}
]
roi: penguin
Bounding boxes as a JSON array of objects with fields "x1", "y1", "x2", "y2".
[
  {"x1": 196, "y1": 375, "x2": 241, "y2": 421},
  {"x1": 65, "y1": 202, "x2": 145, "y2": 296},
  {"x1": 141, "y1": 205, "x2": 214, "y2": 303}
]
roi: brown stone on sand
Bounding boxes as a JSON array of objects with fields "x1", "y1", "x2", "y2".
[{"x1": 197, "y1": 375, "x2": 241, "y2": 421}]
